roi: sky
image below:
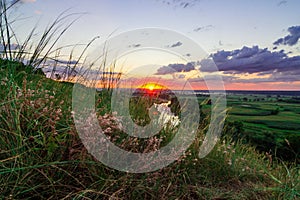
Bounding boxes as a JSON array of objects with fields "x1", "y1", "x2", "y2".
[{"x1": 9, "y1": 0, "x2": 300, "y2": 90}]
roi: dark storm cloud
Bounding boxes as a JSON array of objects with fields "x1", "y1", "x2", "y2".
[
  {"x1": 200, "y1": 46, "x2": 300, "y2": 78},
  {"x1": 169, "y1": 41, "x2": 183, "y2": 48},
  {"x1": 273, "y1": 26, "x2": 300, "y2": 46},
  {"x1": 156, "y1": 62, "x2": 196, "y2": 75}
]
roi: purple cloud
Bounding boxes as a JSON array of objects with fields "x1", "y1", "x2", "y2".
[
  {"x1": 156, "y1": 62, "x2": 196, "y2": 75},
  {"x1": 274, "y1": 26, "x2": 300, "y2": 46},
  {"x1": 199, "y1": 45, "x2": 300, "y2": 82}
]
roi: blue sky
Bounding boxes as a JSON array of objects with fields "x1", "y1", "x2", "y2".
[{"x1": 10, "y1": 0, "x2": 300, "y2": 90}]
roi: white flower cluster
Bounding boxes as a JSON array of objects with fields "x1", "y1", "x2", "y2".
[{"x1": 153, "y1": 101, "x2": 180, "y2": 130}]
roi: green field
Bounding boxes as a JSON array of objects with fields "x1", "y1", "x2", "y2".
[{"x1": 221, "y1": 94, "x2": 300, "y2": 161}]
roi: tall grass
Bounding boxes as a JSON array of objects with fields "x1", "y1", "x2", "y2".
[{"x1": 0, "y1": 0, "x2": 299, "y2": 199}]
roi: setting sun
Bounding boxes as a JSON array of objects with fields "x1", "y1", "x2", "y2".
[
  {"x1": 148, "y1": 85, "x2": 154, "y2": 91},
  {"x1": 139, "y1": 83, "x2": 165, "y2": 91}
]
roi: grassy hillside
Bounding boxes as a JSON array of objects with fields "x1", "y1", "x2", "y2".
[
  {"x1": 0, "y1": 0, "x2": 299, "y2": 198},
  {"x1": 0, "y1": 60, "x2": 299, "y2": 199}
]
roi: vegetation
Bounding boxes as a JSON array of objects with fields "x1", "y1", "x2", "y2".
[
  {"x1": 224, "y1": 94, "x2": 300, "y2": 162},
  {"x1": 0, "y1": 0, "x2": 299, "y2": 199}
]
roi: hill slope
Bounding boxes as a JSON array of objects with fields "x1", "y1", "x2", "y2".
[{"x1": 0, "y1": 60, "x2": 299, "y2": 199}]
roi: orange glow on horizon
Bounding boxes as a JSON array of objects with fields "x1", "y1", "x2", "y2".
[
  {"x1": 50, "y1": 76, "x2": 300, "y2": 91},
  {"x1": 139, "y1": 83, "x2": 166, "y2": 91}
]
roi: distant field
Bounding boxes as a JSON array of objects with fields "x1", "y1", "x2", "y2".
[
  {"x1": 198, "y1": 93, "x2": 300, "y2": 160},
  {"x1": 226, "y1": 94, "x2": 300, "y2": 133}
]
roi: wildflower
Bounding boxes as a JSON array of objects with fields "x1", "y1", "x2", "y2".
[
  {"x1": 228, "y1": 160, "x2": 232, "y2": 166},
  {"x1": 153, "y1": 101, "x2": 181, "y2": 130},
  {"x1": 104, "y1": 127, "x2": 112, "y2": 134},
  {"x1": 43, "y1": 107, "x2": 48, "y2": 112}
]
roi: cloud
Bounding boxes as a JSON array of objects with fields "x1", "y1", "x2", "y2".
[
  {"x1": 199, "y1": 45, "x2": 300, "y2": 83},
  {"x1": 11, "y1": 0, "x2": 36, "y2": 4},
  {"x1": 156, "y1": 62, "x2": 196, "y2": 75},
  {"x1": 21, "y1": 0, "x2": 36, "y2": 3},
  {"x1": 0, "y1": 43, "x2": 20, "y2": 51},
  {"x1": 42, "y1": 65, "x2": 78, "y2": 80},
  {"x1": 168, "y1": 41, "x2": 183, "y2": 48},
  {"x1": 277, "y1": 0, "x2": 287, "y2": 6},
  {"x1": 128, "y1": 44, "x2": 141, "y2": 48},
  {"x1": 193, "y1": 25, "x2": 213, "y2": 32},
  {"x1": 173, "y1": 73, "x2": 186, "y2": 79},
  {"x1": 157, "y1": 0, "x2": 201, "y2": 9},
  {"x1": 200, "y1": 46, "x2": 300, "y2": 79},
  {"x1": 273, "y1": 26, "x2": 300, "y2": 46},
  {"x1": 188, "y1": 74, "x2": 237, "y2": 83},
  {"x1": 42, "y1": 65, "x2": 122, "y2": 81}
]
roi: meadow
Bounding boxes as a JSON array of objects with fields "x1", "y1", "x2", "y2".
[
  {"x1": 0, "y1": 1, "x2": 299, "y2": 199},
  {"x1": 1, "y1": 60, "x2": 299, "y2": 199},
  {"x1": 199, "y1": 92, "x2": 300, "y2": 162}
]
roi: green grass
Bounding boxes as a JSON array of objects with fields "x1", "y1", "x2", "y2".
[
  {"x1": 223, "y1": 94, "x2": 300, "y2": 163},
  {"x1": 0, "y1": 62, "x2": 299, "y2": 199},
  {"x1": 0, "y1": 1, "x2": 299, "y2": 198}
]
